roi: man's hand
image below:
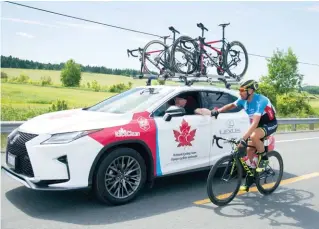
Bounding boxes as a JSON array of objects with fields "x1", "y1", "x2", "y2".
[
  {"x1": 195, "y1": 108, "x2": 212, "y2": 116},
  {"x1": 237, "y1": 138, "x2": 247, "y2": 148}
]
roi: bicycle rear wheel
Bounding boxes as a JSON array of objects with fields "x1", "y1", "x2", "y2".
[
  {"x1": 255, "y1": 150, "x2": 284, "y2": 195},
  {"x1": 206, "y1": 155, "x2": 243, "y2": 206},
  {"x1": 142, "y1": 40, "x2": 171, "y2": 75},
  {"x1": 170, "y1": 35, "x2": 199, "y2": 74}
]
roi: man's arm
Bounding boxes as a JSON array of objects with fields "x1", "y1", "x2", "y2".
[{"x1": 217, "y1": 103, "x2": 237, "y2": 113}]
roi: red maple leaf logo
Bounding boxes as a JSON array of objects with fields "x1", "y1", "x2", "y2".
[{"x1": 173, "y1": 119, "x2": 196, "y2": 147}]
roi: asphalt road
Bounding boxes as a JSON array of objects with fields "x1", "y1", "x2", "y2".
[{"x1": 2, "y1": 131, "x2": 319, "y2": 229}]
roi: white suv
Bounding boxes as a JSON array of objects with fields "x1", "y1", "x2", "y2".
[{"x1": 2, "y1": 84, "x2": 250, "y2": 205}]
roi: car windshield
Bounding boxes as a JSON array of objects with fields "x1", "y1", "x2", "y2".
[{"x1": 87, "y1": 87, "x2": 175, "y2": 114}]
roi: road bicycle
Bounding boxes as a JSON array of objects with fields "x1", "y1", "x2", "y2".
[
  {"x1": 170, "y1": 22, "x2": 249, "y2": 81},
  {"x1": 206, "y1": 134, "x2": 283, "y2": 206},
  {"x1": 142, "y1": 26, "x2": 199, "y2": 77}
]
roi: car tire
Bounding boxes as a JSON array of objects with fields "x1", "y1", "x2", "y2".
[{"x1": 93, "y1": 147, "x2": 147, "y2": 205}]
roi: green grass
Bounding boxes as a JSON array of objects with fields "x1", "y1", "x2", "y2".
[
  {"x1": 309, "y1": 99, "x2": 319, "y2": 114},
  {"x1": 1, "y1": 82, "x2": 119, "y2": 121},
  {"x1": 1, "y1": 68, "x2": 178, "y2": 87},
  {"x1": 1, "y1": 82, "x2": 115, "y2": 108}
]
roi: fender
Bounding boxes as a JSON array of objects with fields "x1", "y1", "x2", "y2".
[{"x1": 88, "y1": 139, "x2": 155, "y2": 186}]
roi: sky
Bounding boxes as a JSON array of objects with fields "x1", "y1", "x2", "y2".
[{"x1": 1, "y1": 1, "x2": 319, "y2": 86}]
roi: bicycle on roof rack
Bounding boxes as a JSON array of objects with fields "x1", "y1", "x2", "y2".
[
  {"x1": 170, "y1": 22, "x2": 249, "y2": 81},
  {"x1": 128, "y1": 26, "x2": 198, "y2": 78}
]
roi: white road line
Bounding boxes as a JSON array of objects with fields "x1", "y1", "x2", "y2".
[{"x1": 277, "y1": 137, "x2": 319, "y2": 143}]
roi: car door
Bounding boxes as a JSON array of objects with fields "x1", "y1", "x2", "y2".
[
  {"x1": 151, "y1": 91, "x2": 212, "y2": 176},
  {"x1": 199, "y1": 90, "x2": 250, "y2": 165}
]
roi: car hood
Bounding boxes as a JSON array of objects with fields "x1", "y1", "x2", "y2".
[{"x1": 18, "y1": 108, "x2": 131, "y2": 135}]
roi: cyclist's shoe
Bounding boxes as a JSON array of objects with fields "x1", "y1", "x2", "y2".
[
  {"x1": 240, "y1": 175, "x2": 254, "y2": 192},
  {"x1": 256, "y1": 155, "x2": 269, "y2": 173},
  {"x1": 239, "y1": 185, "x2": 249, "y2": 192}
]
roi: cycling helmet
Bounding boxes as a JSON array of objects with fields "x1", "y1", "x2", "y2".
[
  {"x1": 239, "y1": 79, "x2": 258, "y2": 100},
  {"x1": 240, "y1": 79, "x2": 258, "y2": 91}
]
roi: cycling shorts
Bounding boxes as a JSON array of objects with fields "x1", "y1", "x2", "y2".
[{"x1": 258, "y1": 120, "x2": 278, "y2": 137}]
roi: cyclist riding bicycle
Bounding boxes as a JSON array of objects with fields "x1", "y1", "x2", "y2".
[{"x1": 195, "y1": 79, "x2": 278, "y2": 191}]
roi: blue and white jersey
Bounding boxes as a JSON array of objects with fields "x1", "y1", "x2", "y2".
[{"x1": 233, "y1": 93, "x2": 276, "y2": 125}]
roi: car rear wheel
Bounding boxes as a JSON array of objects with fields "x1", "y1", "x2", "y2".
[{"x1": 93, "y1": 147, "x2": 147, "y2": 205}]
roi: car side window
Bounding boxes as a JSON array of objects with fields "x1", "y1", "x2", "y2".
[
  {"x1": 200, "y1": 91, "x2": 242, "y2": 113},
  {"x1": 152, "y1": 101, "x2": 173, "y2": 117},
  {"x1": 152, "y1": 91, "x2": 200, "y2": 117}
]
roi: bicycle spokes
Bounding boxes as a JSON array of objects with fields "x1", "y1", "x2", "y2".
[
  {"x1": 225, "y1": 42, "x2": 248, "y2": 77},
  {"x1": 143, "y1": 41, "x2": 170, "y2": 75},
  {"x1": 208, "y1": 157, "x2": 241, "y2": 202}
]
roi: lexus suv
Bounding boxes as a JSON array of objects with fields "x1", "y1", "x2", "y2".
[{"x1": 2, "y1": 84, "x2": 251, "y2": 205}]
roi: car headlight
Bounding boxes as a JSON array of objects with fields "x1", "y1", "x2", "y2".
[{"x1": 41, "y1": 129, "x2": 102, "y2": 145}]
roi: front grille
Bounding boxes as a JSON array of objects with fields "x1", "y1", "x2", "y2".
[{"x1": 6, "y1": 131, "x2": 38, "y2": 177}]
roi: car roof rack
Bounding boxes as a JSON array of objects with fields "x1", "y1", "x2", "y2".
[{"x1": 139, "y1": 73, "x2": 242, "y2": 89}]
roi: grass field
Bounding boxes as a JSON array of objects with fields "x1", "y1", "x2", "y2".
[
  {"x1": 1, "y1": 68, "x2": 178, "y2": 88},
  {"x1": 1, "y1": 83, "x2": 116, "y2": 109},
  {"x1": 309, "y1": 99, "x2": 319, "y2": 114}
]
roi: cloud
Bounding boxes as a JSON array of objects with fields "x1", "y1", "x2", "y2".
[
  {"x1": 16, "y1": 32, "x2": 35, "y2": 39},
  {"x1": 306, "y1": 5, "x2": 319, "y2": 12},
  {"x1": 55, "y1": 21, "x2": 106, "y2": 30},
  {"x1": 1, "y1": 17, "x2": 60, "y2": 28}
]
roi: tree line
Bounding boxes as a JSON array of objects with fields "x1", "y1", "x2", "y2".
[{"x1": 1, "y1": 55, "x2": 140, "y2": 76}]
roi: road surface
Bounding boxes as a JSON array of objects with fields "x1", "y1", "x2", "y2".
[{"x1": 2, "y1": 131, "x2": 319, "y2": 229}]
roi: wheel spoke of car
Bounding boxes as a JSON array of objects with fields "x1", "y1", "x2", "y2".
[
  {"x1": 105, "y1": 156, "x2": 142, "y2": 199},
  {"x1": 125, "y1": 157, "x2": 135, "y2": 171},
  {"x1": 124, "y1": 166, "x2": 140, "y2": 176}
]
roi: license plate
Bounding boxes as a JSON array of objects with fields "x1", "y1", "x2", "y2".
[{"x1": 7, "y1": 152, "x2": 16, "y2": 169}]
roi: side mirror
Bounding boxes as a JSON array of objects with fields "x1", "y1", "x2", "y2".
[{"x1": 163, "y1": 105, "x2": 186, "y2": 121}]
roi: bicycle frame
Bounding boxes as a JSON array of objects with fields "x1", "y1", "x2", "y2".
[{"x1": 215, "y1": 135, "x2": 268, "y2": 181}]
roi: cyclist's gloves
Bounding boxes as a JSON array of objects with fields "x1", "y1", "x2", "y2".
[
  {"x1": 238, "y1": 138, "x2": 248, "y2": 147},
  {"x1": 210, "y1": 109, "x2": 219, "y2": 118}
]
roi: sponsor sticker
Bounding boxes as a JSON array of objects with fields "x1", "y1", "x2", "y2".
[{"x1": 115, "y1": 128, "x2": 140, "y2": 137}]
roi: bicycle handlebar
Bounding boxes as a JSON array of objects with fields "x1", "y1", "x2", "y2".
[
  {"x1": 213, "y1": 135, "x2": 238, "y2": 149},
  {"x1": 127, "y1": 48, "x2": 143, "y2": 58}
]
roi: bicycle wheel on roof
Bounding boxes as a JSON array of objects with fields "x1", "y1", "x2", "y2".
[{"x1": 142, "y1": 40, "x2": 171, "y2": 75}]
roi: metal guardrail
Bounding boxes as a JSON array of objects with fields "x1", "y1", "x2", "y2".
[{"x1": 1, "y1": 118, "x2": 319, "y2": 134}]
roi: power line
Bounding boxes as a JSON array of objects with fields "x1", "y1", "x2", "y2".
[
  {"x1": 4, "y1": 1, "x2": 319, "y2": 67},
  {"x1": 248, "y1": 53, "x2": 319, "y2": 66},
  {"x1": 4, "y1": 1, "x2": 164, "y2": 39}
]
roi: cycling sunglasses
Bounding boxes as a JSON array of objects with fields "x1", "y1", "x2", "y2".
[{"x1": 238, "y1": 87, "x2": 248, "y2": 92}]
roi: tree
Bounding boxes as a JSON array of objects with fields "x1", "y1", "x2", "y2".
[
  {"x1": 265, "y1": 47, "x2": 303, "y2": 94},
  {"x1": 60, "y1": 59, "x2": 82, "y2": 87}
]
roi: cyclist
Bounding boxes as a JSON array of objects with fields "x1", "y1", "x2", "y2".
[{"x1": 195, "y1": 79, "x2": 277, "y2": 191}]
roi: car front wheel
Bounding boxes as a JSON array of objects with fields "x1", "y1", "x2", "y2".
[{"x1": 93, "y1": 147, "x2": 147, "y2": 205}]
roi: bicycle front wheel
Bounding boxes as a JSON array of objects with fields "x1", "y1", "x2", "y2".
[
  {"x1": 170, "y1": 35, "x2": 199, "y2": 74},
  {"x1": 224, "y1": 40, "x2": 248, "y2": 80},
  {"x1": 206, "y1": 155, "x2": 243, "y2": 206}
]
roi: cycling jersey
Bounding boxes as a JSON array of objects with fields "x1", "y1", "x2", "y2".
[{"x1": 233, "y1": 93, "x2": 276, "y2": 126}]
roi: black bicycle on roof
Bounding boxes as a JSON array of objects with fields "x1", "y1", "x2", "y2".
[
  {"x1": 170, "y1": 22, "x2": 249, "y2": 80},
  {"x1": 128, "y1": 26, "x2": 197, "y2": 78}
]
